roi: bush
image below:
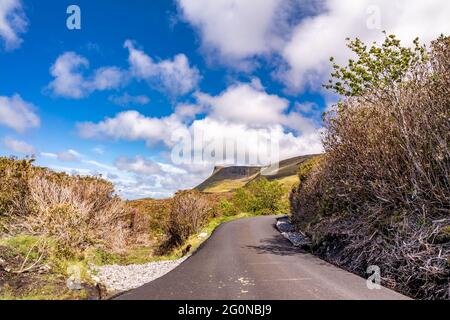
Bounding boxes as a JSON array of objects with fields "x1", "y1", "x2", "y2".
[
  {"x1": 217, "y1": 199, "x2": 238, "y2": 217},
  {"x1": 291, "y1": 35, "x2": 450, "y2": 299},
  {"x1": 25, "y1": 171, "x2": 131, "y2": 252},
  {"x1": 163, "y1": 190, "x2": 213, "y2": 248},
  {"x1": 233, "y1": 178, "x2": 288, "y2": 215},
  {"x1": 0, "y1": 157, "x2": 34, "y2": 222},
  {"x1": 0, "y1": 157, "x2": 134, "y2": 253}
]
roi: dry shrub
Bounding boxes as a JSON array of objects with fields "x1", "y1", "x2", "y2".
[
  {"x1": 291, "y1": 37, "x2": 450, "y2": 299},
  {"x1": 0, "y1": 158, "x2": 134, "y2": 253},
  {"x1": 163, "y1": 190, "x2": 213, "y2": 249},
  {"x1": 0, "y1": 158, "x2": 34, "y2": 221},
  {"x1": 24, "y1": 171, "x2": 131, "y2": 251},
  {"x1": 128, "y1": 198, "x2": 172, "y2": 238}
]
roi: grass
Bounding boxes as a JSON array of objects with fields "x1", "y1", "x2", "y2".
[
  {"x1": 202, "y1": 179, "x2": 252, "y2": 193},
  {"x1": 0, "y1": 235, "x2": 42, "y2": 260},
  {"x1": 275, "y1": 175, "x2": 299, "y2": 190},
  {"x1": 0, "y1": 237, "x2": 92, "y2": 300},
  {"x1": 0, "y1": 279, "x2": 89, "y2": 301}
]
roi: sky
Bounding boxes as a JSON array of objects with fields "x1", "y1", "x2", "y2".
[{"x1": 0, "y1": 0, "x2": 449, "y2": 199}]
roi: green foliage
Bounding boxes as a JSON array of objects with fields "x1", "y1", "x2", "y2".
[
  {"x1": 325, "y1": 33, "x2": 429, "y2": 97},
  {"x1": 0, "y1": 235, "x2": 42, "y2": 260},
  {"x1": 233, "y1": 178, "x2": 288, "y2": 215},
  {"x1": 218, "y1": 199, "x2": 238, "y2": 216}
]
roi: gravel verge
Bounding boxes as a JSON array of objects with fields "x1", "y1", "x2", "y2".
[
  {"x1": 276, "y1": 216, "x2": 311, "y2": 248},
  {"x1": 91, "y1": 256, "x2": 189, "y2": 293}
]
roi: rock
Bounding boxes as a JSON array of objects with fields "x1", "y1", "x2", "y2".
[
  {"x1": 198, "y1": 232, "x2": 208, "y2": 238},
  {"x1": 276, "y1": 217, "x2": 311, "y2": 248}
]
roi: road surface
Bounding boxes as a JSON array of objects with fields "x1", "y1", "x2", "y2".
[{"x1": 116, "y1": 216, "x2": 409, "y2": 300}]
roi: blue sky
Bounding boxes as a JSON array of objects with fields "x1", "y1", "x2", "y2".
[{"x1": 1, "y1": 0, "x2": 449, "y2": 199}]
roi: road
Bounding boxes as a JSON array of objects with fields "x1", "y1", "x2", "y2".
[{"x1": 116, "y1": 216, "x2": 409, "y2": 300}]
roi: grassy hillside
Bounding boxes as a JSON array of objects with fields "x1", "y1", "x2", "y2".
[{"x1": 196, "y1": 155, "x2": 317, "y2": 193}]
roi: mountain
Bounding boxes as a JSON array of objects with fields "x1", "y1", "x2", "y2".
[{"x1": 196, "y1": 155, "x2": 317, "y2": 193}]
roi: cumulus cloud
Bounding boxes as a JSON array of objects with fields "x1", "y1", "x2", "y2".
[
  {"x1": 281, "y1": 0, "x2": 450, "y2": 90},
  {"x1": 125, "y1": 40, "x2": 201, "y2": 96},
  {"x1": 77, "y1": 111, "x2": 187, "y2": 147},
  {"x1": 196, "y1": 80, "x2": 317, "y2": 135},
  {"x1": 177, "y1": 0, "x2": 282, "y2": 61},
  {"x1": 174, "y1": 103, "x2": 205, "y2": 120},
  {"x1": 197, "y1": 83, "x2": 288, "y2": 127},
  {"x1": 115, "y1": 156, "x2": 162, "y2": 176},
  {"x1": 47, "y1": 52, "x2": 127, "y2": 98},
  {"x1": 78, "y1": 80, "x2": 323, "y2": 171},
  {"x1": 108, "y1": 93, "x2": 150, "y2": 107},
  {"x1": 3, "y1": 137, "x2": 36, "y2": 154},
  {"x1": 178, "y1": 0, "x2": 450, "y2": 90},
  {"x1": 0, "y1": 0, "x2": 27, "y2": 50},
  {"x1": 112, "y1": 156, "x2": 205, "y2": 199},
  {"x1": 0, "y1": 94, "x2": 40, "y2": 132},
  {"x1": 48, "y1": 42, "x2": 201, "y2": 99}
]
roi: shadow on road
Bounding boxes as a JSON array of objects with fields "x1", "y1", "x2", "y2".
[{"x1": 245, "y1": 228, "x2": 306, "y2": 257}]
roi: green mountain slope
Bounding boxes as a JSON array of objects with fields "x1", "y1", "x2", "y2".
[{"x1": 196, "y1": 155, "x2": 318, "y2": 193}]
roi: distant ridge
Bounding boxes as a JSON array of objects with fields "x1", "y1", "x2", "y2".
[{"x1": 196, "y1": 155, "x2": 317, "y2": 193}]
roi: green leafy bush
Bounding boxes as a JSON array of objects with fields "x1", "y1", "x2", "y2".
[
  {"x1": 233, "y1": 178, "x2": 288, "y2": 215},
  {"x1": 218, "y1": 199, "x2": 238, "y2": 217}
]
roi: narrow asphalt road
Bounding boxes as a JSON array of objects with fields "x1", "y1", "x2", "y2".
[{"x1": 116, "y1": 216, "x2": 409, "y2": 300}]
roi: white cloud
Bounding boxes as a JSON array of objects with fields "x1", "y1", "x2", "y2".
[
  {"x1": 0, "y1": 0, "x2": 27, "y2": 50},
  {"x1": 77, "y1": 110, "x2": 187, "y2": 147},
  {"x1": 281, "y1": 0, "x2": 450, "y2": 91},
  {"x1": 78, "y1": 80, "x2": 322, "y2": 169},
  {"x1": 186, "y1": 117, "x2": 323, "y2": 167},
  {"x1": 57, "y1": 149, "x2": 82, "y2": 162},
  {"x1": 125, "y1": 40, "x2": 201, "y2": 96},
  {"x1": 178, "y1": 0, "x2": 450, "y2": 90},
  {"x1": 40, "y1": 152, "x2": 57, "y2": 159},
  {"x1": 197, "y1": 83, "x2": 288, "y2": 127},
  {"x1": 3, "y1": 137, "x2": 35, "y2": 154},
  {"x1": 196, "y1": 81, "x2": 317, "y2": 135},
  {"x1": 109, "y1": 93, "x2": 150, "y2": 107},
  {"x1": 48, "y1": 52, "x2": 127, "y2": 98},
  {"x1": 0, "y1": 94, "x2": 40, "y2": 132},
  {"x1": 115, "y1": 156, "x2": 162, "y2": 175},
  {"x1": 174, "y1": 103, "x2": 204, "y2": 120},
  {"x1": 177, "y1": 0, "x2": 283, "y2": 62},
  {"x1": 48, "y1": 42, "x2": 201, "y2": 99}
]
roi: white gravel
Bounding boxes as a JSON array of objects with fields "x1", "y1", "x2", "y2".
[
  {"x1": 91, "y1": 256, "x2": 189, "y2": 293},
  {"x1": 276, "y1": 217, "x2": 311, "y2": 247}
]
